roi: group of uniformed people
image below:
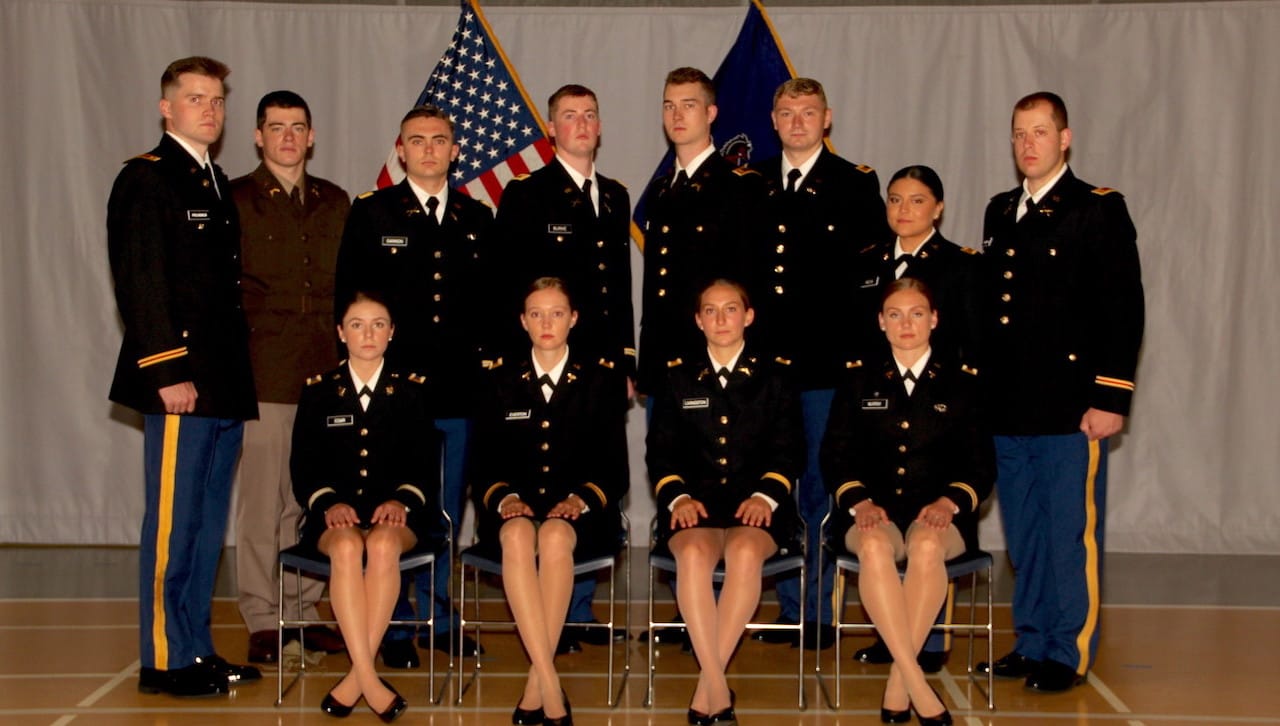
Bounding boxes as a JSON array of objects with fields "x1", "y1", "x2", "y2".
[{"x1": 107, "y1": 53, "x2": 1143, "y2": 725}]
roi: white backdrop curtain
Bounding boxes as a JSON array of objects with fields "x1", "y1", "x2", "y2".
[{"x1": 1, "y1": 0, "x2": 1276, "y2": 553}]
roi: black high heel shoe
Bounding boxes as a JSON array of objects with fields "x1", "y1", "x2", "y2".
[
  {"x1": 371, "y1": 678, "x2": 408, "y2": 723},
  {"x1": 543, "y1": 689, "x2": 573, "y2": 726},
  {"x1": 512, "y1": 700, "x2": 545, "y2": 725},
  {"x1": 320, "y1": 682, "x2": 357, "y2": 718},
  {"x1": 912, "y1": 684, "x2": 953, "y2": 726},
  {"x1": 709, "y1": 689, "x2": 737, "y2": 724}
]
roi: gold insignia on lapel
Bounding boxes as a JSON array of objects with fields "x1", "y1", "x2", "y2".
[
  {"x1": 521, "y1": 370, "x2": 533, "y2": 381},
  {"x1": 697, "y1": 367, "x2": 712, "y2": 382},
  {"x1": 406, "y1": 206, "x2": 421, "y2": 215},
  {"x1": 927, "y1": 369, "x2": 937, "y2": 379},
  {"x1": 306, "y1": 374, "x2": 322, "y2": 386},
  {"x1": 775, "y1": 357, "x2": 792, "y2": 366},
  {"x1": 846, "y1": 360, "x2": 863, "y2": 369},
  {"x1": 268, "y1": 187, "x2": 282, "y2": 197},
  {"x1": 384, "y1": 385, "x2": 395, "y2": 395},
  {"x1": 961, "y1": 364, "x2": 979, "y2": 376},
  {"x1": 408, "y1": 373, "x2": 426, "y2": 384},
  {"x1": 337, "y1": 385, "x2": 348, "y2": 397},
  {"x1": 566, "y1": 372, "x2": 578, "y2": 383},
  {"x1": 598, "y1": 358, "x2": 615, "y2": 369},
  {"x1": 667, "y1": 358, "x2": 683, "y2": 368},
  {"x1": 934, "y1": 403, "x2": 948, "y2": 413},
  {"x1": 739, "y1": 366, "x2": 752, "y2": 377}
]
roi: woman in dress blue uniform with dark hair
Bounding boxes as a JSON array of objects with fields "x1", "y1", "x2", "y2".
[
  {"x1": 822, "y1": 278, "x2": 994, "y2": 725},
  {"x1": 471, "y1": 277, "x2": 628, "y2": 726},
  {"x1": 646, "y1": 278, "x2": 803, "y2": 725},
  {"x1": 291, "y1": 290, "x2": 438, "y2": 722}
]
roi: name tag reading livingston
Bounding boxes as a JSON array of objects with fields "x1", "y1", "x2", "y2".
[
  {"x1": 187, "y1": 210, "x2": 210, "y2": 221},
  {"x1": 681, "y1": 397, "x2": 710, "y2": 409},
  {"x1": 860, "y1": 398, "x2": 889, "y2": 411},
  {"x1": 381, "y1": 236, "x2": 408, "y2": 247},
  {"x1": 326, "y1": 415, "x2": 353, "y2": 427},
  {"x1": 505, "y1": 409, "x2": 532, "y2": 421}
]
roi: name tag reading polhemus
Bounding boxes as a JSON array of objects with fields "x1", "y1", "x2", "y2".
[
  {"x1": 381, "y1": 236, "x2": 408, "y2": 247},
  {"x1": 681, "y1": 397, "x2": 710, "y2": 409},
  {"x1": 326, "y1": 415, "x2": 354, "y2": 427},
  {"x1": 861, "y1": 398, "x2": 889, "y2": 410},
  {"x1": 505, "y1": 409, "x2": 532, "y2": 421}
]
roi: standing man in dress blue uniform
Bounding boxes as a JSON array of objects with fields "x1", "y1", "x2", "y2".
[
  {"x1": 976, "y1": 92, "x2": 1144, "y2": 692},
  {"x1": 230, "y1": 90, "x2": 349, "y2": 665},
  {"x1": 746, "y1": 78, "x2": 888, "y2": 651},
  {"x1": 492, "y1": 85, "x2": 634, "y2": 654},
  {"x1": 336, "y1": 105, "x2": 494, "y2": 666},
  {"x1": 107, "y1": 56, "x2": 261, "y2": 697}
]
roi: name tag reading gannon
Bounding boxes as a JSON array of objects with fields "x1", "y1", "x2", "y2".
[
  {"x1": 326, "y1": 415, "x2": 354, "y2": 427},
  {"x1": 860, "y1": 398, "x2": 889, "y2": 411},
  {"x1": 381, "y1": 236, "x2": 408, "y2": 247},
  {"x1": 547, "y1": 223, "x2": 572, "y2": 234},
  {"x1": 681, "y1": 397, "x2": 710, "y2": 410},
  {"x1": 505, "y1": 409, "x2": 532, "y2": 421}
]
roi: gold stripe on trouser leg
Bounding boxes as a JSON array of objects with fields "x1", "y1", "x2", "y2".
[
  {"x1": 153, "y1": 414, "x2": 181, "y2": 669},
  {"x1": 1074, "y1": 439, "x2": 1102, "y2": 673}
]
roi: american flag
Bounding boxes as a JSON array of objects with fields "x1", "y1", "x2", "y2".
[{"x1": 375, "y1": 0, "x2": 554, "y2": 208}]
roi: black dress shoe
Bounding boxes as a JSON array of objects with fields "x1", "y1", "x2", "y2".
[
  {"x1": 248, "y1": 630, "x2": 278, "y2": 664},
  {"x1": 913, "y1": 684, "x2": 952, "y2": 725},
  {"x1": 687, "y1": 708, "x2": 712, "y2": 726},
  {"x1": 380, "y1": 639, "x2": 420, "y2": 669},
  {"x1": 917, "y1": 649, "x2": 947, "y2": 673},
  {"x1": 304, "y1": 625, "x2": 347, "y2": 653},
  {"x1": 555, "y1": 632, "x2": 582, "y2": 655},
  {"x1": 195, "y1": 654, "x2": 261, "y2": 684},
  {"x1": 418, "y1": 631, "x2": 485, "y2": 657},
  {"x1": 138, "y1": 665, "x2": 227, "y2": 697},
  {"x1": 640, "y1": 624, "x2": 687, "y2": 644},
  {"x1": 372, "y1": 678, "x2": 408, "y2": 723},
  {"x1": 855, "y1": 638, "x2": 892, "y2": 664},
  {"x1": 976, "y1": 651, "x2": 1039, "y2": 679},
  {"x1": 512, "y1": 702, "x2": 545, "y2": 725},
  {"x1": 576, "y1": 622, "x2": 628, "y2": 646},
  {"x1": 751, "y1": 619, "x2": 800, "y2": 645},
  {"x1": 320, "y1": 683, "x2": 357, "y2": 718},
  {"x1": 880, "y1": 705, "x2": 911, "y2": 723},
  {"x1": 798, "y1": 622, "x2": 836, "y2": 650},
  {"x1": 1025, "y1": 659, "x2": 1086, "y2": 692}
]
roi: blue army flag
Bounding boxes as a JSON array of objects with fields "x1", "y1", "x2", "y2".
[
  {"x1": 631, "y1": 0, "x2": 796, "y2": 247},
  {"x1": 376, "y1": 0, "x2": 554, "y2": 208}
]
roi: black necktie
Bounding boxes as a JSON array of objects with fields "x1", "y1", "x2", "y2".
[
  {"x1": 786, "y1": 168, "x2": 802, "y2": 193},
  {"x1": 426, "y1": 196, "x2": 440, "y2": 225},
  {"x1": 902, "y1": 370, "x2": 916, "y2": 382},
  {"x1": 673, "y1": 169, "x2": 690, "y2": 191},
  {"x1": 717, "y1": 367, "x2": 731, "y2": 387},
  {"x1": 358, "y1": 386, "x2": 373, "y2": 409},
  {"x1": 289, "y1": 186, "x2": 303, "y2": 209},
  {"x1": 581, "y1": 179, "x2": 595, "y2": 215},
  {"x1": 538, "y1": 374, "x2": 556, "y2": 391},
  {"x1": 1022, "y1": 197, "x2": 1038, "y2": 221},
  {"x1": 895, "y1": 254, "x2": 913, "y2": 278}
]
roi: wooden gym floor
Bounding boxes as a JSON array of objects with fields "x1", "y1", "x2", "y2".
[{"x1": 1, "y1": 546, "x2": 1278, "y2": 725}]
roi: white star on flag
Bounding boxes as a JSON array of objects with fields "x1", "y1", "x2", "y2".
[{"x1": 374, "y1": 0, "x2": 553, "y2": 208}]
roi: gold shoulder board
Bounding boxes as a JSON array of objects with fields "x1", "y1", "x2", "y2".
[
  {"x1": 855, "y1": 163, "x2": 875, "y2": 174},
  {"x1": 357, "y1": 190, "x2": 375, "y2": 199},
  {"x1": 1092, "y1": 187, "x2": 1118, "y2": 196}
]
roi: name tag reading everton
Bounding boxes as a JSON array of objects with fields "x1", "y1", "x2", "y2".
[
  {"x1": 860, "y1": 398, "x2": 889, "y2": 411},
  {"x1": 859, "y1": 276, "x2": 880, "y2": 289},
  {"x1": 326, "y1": 415, "x2": 354, "y2": 427},
  {"x1": 681, "y1": 397, "x2": 710, "y2": 410},
  {"x1": 187, "y1": 210, "x2": 210, "y2": 221},
  {"x1": 547, "y1": 223, "x2": 572, "y2": 234},
  {"x1": 505, "y1": 409, "x2": 532, "y2": 421},
  {"x1": 381, "y1": 236, "x2": 408, "y2": 247}
]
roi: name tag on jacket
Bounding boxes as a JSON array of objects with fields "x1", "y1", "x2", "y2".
[
  {"x1": 547, "y1": 223, "x2": 572, "y2": 234},
  {"x1": 326, "y1": 415, "x2": 354, "y2": 427},
  {"x1": 859, "y1": 276, "x2": 880, "y2": 289},
  {"x1": 681, "y1": 397, "x2": 710, "y2": 409},
  {"x1": 861, "y1": 398, "x2": 888, "y2": 410},
  {"x1": 187, "y1": 210, "x2": 210, "y2": 221},
  {"x1": 381, "y1": 236, "x2": 408, "y2": 247},
  {"x1": 505, "y1": 409, "x2": 532, "y2": 421}
]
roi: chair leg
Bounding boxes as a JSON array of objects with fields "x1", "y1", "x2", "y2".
[
  {"x1": 796, "y1": 562, "x2": 807, "y2": 711},
  {"x1": 644, "y1": 558, "x2": 657, "y2": 708}
]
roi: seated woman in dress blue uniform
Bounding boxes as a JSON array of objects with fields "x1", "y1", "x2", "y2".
[
  {"x1": 471, "y1": 277, "x2": 628, "y2": 726},
  {"x1": 821, "y1": 278, "x2": 994, "y2": 726},
  {"x1": 291, "y1": 290, "x2": 438, "y2": 722},
  {"x1": 646, "y1": 278, "x2": 803, "y2": 725}
]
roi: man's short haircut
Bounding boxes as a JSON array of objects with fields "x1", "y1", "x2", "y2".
[
  {"x1": 1013, "y1": 91, "x2": 1069, "y2": 131},
  {"x1": 773, "y1": 77, "x2": 827, "y2": 108},
  {"x1": 400, "y1": 104, "x2": 455, "y2": 136},
  {"x1": 160, "y1": 56, "x2": 229, "y2": 97},
  {"x1": 664, "y1": 67, "x2": 716, "y2": 106},
  {"x1": 548, "y1": 84, "x2": 598, "y2": 118},
  {"x1": 256, "y1": 90, "x2": 311, "y2": 129}
]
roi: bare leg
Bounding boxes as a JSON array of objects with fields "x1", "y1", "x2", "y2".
[
  {"x1": 534, "y1": 520, "x2": 575, "y2": 718},
  {"x1": 500, "y1": 519, "x2": 556, "y2": 715},
  {"x1": 710, "y1": 527, "x2": 777, "y2": 712},
  {"x1": 892, "y1": 523, "x2": 964, "y2": 716},
  {"x1": 359, "y1": 525, "x2": 416, "y2": 712},
  {"x1": 669, "y1": 528, "x2": 727, "y2": 716},
  {"x1": 318, "y1": 527, "x2": 371, "y2": 708}
]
